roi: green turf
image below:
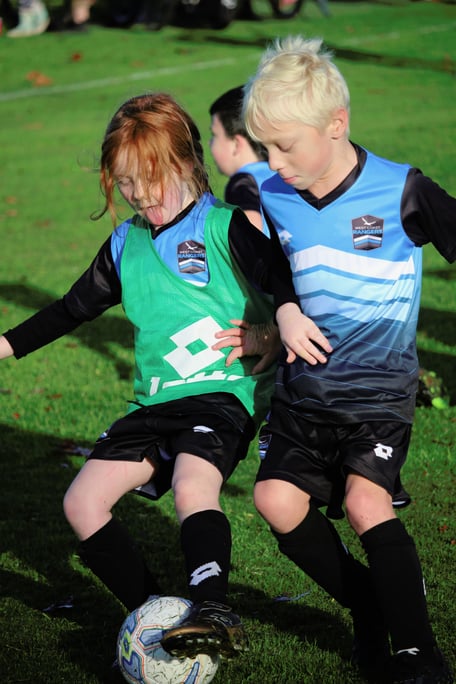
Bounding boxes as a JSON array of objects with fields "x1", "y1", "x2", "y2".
[{"x1": 0, "y1": 3, "x2": 455, "y2": 682}]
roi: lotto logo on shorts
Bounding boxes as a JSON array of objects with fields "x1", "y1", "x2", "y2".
[{"x1": 373, "y1": 442, "x2": 393, "y2": 461}]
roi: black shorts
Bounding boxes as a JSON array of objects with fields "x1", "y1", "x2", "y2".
[
  {"x1": 89, "y1": 393, "x2": 255, "y2": 500},
  {"x1": 256, "y1": 401, "x2": 411, "y2": 519}
]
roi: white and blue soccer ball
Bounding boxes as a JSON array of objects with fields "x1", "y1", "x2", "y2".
[{"x1": 117, "y1": 595, "x2": 220, "y2": 684}]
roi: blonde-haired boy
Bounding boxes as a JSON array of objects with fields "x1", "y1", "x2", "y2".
[{"x1": 243, "y1": 35, "x2": 455, "y2": 684}]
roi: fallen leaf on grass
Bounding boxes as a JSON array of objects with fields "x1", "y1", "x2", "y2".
[{"x1": 26, "y1": 70, "x2": 53, "y2": 87}]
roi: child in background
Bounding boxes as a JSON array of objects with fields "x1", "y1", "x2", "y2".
[
  {"x1": 0, "y1": 92, "x2": 327, "y2": 662},
  {"x1": 7, "y1": 0, "x2": 49, "y2": 36},
  {"x1": 7, "y1": 0, "x2": 94, "y2": 35},
  {"x1": 209, "y1": 85, "x2": 274, "y2": 233},
  {"x1": 243, "y1": 35, "x2": 455, "y2": 684}
]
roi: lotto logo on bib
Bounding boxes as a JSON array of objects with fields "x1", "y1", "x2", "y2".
[
  {"x1": 352, "y1": 215, "x2": 384, "y2": 250},
  {"x1": 148, "y1": 316, "x2": 243, "y2": 396},
  {"x1": 164, "y1": 317, "x2": 225, "y2": 378}
]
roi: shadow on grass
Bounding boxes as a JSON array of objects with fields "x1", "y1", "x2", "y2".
[
  {"x1": 417, "y1": 306, "x2": 456, "y2": 404},
  {"x1": 0, "y1": 421, "x2": 356, "y2": 682},
  {"x1": 0, "y1": 282, "x2": 133, "y2": 379},
  {"x1": 174, "y1": 32, "x2": 455, "y2": 75},
  {"x1": 0, "y1": 422, "x2": 183, "y2": 681},
  {"x1": 423, "y1": 265, "x2": 456, "y2": 282},
  {"x1": 233, "y1": 581, "x2": 353, "y2": 658}
]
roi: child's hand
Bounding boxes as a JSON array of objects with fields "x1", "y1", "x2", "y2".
[
  {"x1": 212, "y1": 319, "x2": 281, "y2": 374},
  {"x1": 276, "y1": 303, "x2": 332, "y2": 365}
]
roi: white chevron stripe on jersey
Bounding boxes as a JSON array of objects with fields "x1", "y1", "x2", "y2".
[{"x1": 290, "y1": 245, "x2": 416, "y2": 280}]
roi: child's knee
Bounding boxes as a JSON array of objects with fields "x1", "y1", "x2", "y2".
[
  {"x1": 173, "y1": 478, "x2": 221, "y2": 521},
  {"x1": 345, "y1": 480, "x2": 394, "y2": 535},
  {"x1": 254, "y1": 479, "x2": 310, "y2": 532},
  {"x1": 63, "y1": 483, "x2": 97, "y2": 528},
  {"x1": 62, "y1": 486, "x2": 83, "y2": 525}
]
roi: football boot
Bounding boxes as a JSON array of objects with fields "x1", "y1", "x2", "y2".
[
  {"x1": 160, "y1": 600, "x2": 248, "y2": 659},
  {"x1": 390, "y1": 646, "x2": 453, "y2": 684}
]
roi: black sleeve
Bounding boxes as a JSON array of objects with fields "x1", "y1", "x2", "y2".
[
  {"x1": 401, "y1": 168, "x2": 456, "y2": 263},
  {"x1": 227, "y1": 207, "x2": 299, "y2": 312},
  {"x1": 225, "y1": 172, "x2": 261, "y2": 213},
  {"x1": 3, "y1": 237, "x2": 122, "y2": 359}
]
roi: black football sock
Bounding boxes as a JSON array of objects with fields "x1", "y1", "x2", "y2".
[
  {"x1": 78, "y1": 518, "x2": 161, "y2": 612},
  {"x1": 360, "y1": 518, "x2": 435, "y2": 654},
  {"x1": 272, "y1": 505, "x2": 383, "y2": 626},
  {"x1": 180, "y1": 509, "x2": 231, "y2": 605}
]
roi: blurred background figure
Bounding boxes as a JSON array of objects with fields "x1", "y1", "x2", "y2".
[
  {"x1": 7, "y1": 0, "x2": 49, "y2": 37},
  {"x1": 65, "y1": 0, "x2": 95, "y2": 29},
  {"x1": 108, "y1": 0, "x2": 238, "y2": 31},
  {"x1": 6, "y1": 0, "x2": 95, "y2": 35},
  {"x1": 308, "y1": 0, "x2": 330, "y2": 18},
  {"x1": 55, "y1": 0, "x2": 95, "y2": 31},
  {"x1": 240, "y1": 0, "x2": 330, "y2": 20},
  {"x1": 209, "y1": 85, "x2": 274, "y2": 234},
  {"x1": 108, "y1": 0, "x2": 178, "y2": 30}
]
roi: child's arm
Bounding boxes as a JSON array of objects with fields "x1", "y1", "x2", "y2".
[
  {"x1": 1, "y1": 237, "x2": 121, "y2": 359},
  {"x1": 227, "y1": 210, "x2": 332, "y2": 366},
  {"x1": 0, "y1": 336, "x2": 14, "y2": 360},
  {"x1": 276, "y1": 302, "x2": 332, "y2": 365}
]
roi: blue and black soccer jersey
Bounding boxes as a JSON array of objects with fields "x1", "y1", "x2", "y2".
[
  {"x1": 224, "y1": 161, "x2": 274, "y2": 235},
  {"x1": 261, "y1": 144, "x2": 456, "y2": 425}
]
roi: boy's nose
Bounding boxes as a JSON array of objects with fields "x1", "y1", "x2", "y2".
[{"x1": 268, "y1": 150, "x2": 282, "y2": 172}]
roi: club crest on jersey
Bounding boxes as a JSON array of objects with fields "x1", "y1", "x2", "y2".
[
  {"x1": 351, "y1": 215, "x2": 384, "y2": 250},
  {"x1": 177, "y1": 240, "x2": 206, "y2": 273}
]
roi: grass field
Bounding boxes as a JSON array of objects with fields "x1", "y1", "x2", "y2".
[{"x1": 0, "y1": 2, "x2": 455, "y2": 682}]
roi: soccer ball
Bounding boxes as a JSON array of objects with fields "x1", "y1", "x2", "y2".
[{"x1": 117, "y1": 595, "x2": 220, "y2": 684}]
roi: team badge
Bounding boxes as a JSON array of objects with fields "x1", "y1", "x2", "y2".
[
  {"x1": 177, "y1": 240, "x2": 206, "y2": 273},
  {"x1": 352, "y1": 214, "x2": 384, "y2": 250},
  {"x1": 258, "y1": 431, "x2": 272, "y2": 460}
]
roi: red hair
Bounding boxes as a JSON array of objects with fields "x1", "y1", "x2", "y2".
[{"x1": 96, "y1": 93, "x2": 209, "y2": 224}]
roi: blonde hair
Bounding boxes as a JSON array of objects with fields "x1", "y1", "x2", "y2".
[
  {"x1": 243, "y1": 36, "x2": 350, "y2": 138},
  {"x1": 96, "y1": 92, "x2": 210, "y2": 224}
]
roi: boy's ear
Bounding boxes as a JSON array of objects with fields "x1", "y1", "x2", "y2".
[
  {"x1": 233, "y1": 134, "x2": 244, "y2": 154},
  {"x1": 329, "y1": 108, "x2": 349, "y2": 139}
]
